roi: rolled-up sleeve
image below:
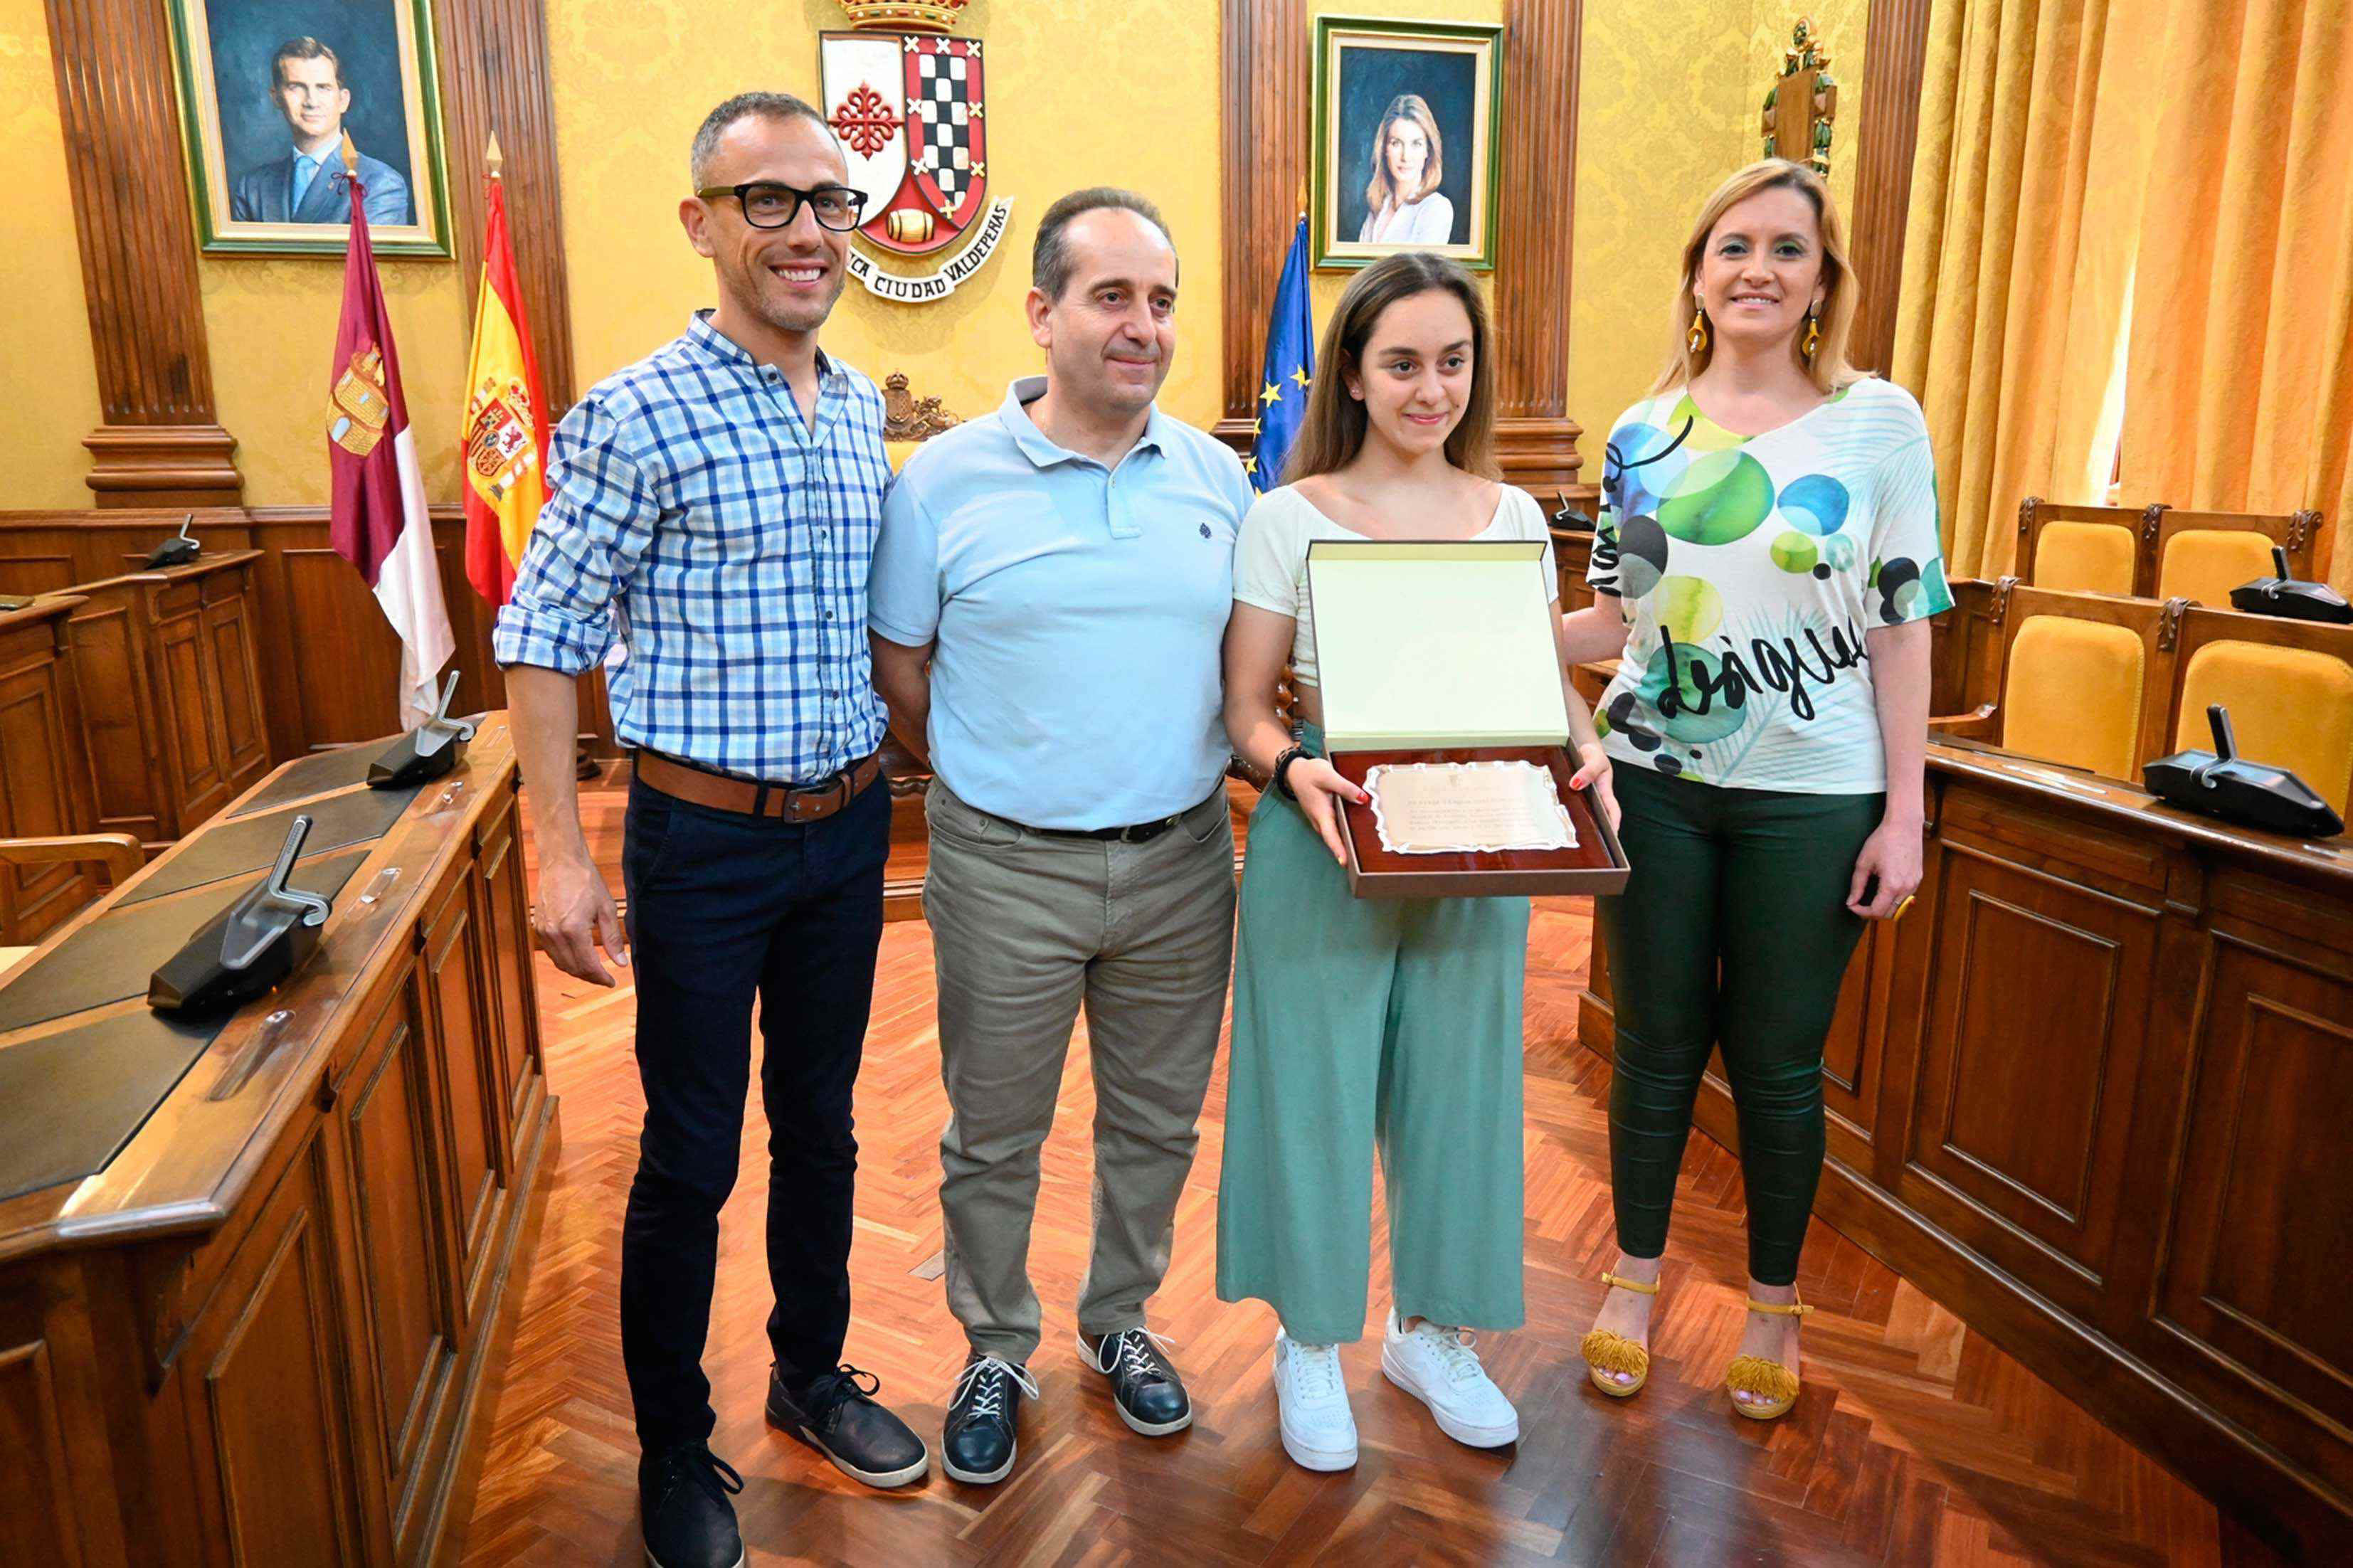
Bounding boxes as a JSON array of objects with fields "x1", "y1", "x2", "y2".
[{"x1": 492, "y1": 395, "x2": 658, "y2": 674}]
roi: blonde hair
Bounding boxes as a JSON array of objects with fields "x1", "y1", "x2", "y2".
[
  {"x1": 1363, "y1": 95, "x2": 1444, "y2": 216},
  {"x1": 1654, "y1": 158, "x2": 1864, "y2": 396},
  {"x1": 1284, "y1": 252, "x2": 1497, "y2": 484}
]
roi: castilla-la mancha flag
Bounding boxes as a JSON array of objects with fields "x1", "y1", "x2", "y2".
[
  {"x1": 460, "y1": 167, "x2": 546, "y2": 606},
  {"x1": 327, "y1": 144, "x2": 453, "y2": 731}
]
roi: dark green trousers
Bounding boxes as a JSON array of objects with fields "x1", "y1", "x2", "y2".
[{"x1": 1595, "y1": 765, "x2": 1883, "y2": 1285}]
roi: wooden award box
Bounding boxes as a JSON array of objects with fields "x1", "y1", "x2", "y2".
[{"x1": 1305, "y1": 539, "x2": 1631, "y2": 899}]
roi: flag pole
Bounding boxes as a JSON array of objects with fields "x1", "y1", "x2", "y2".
[{"x1": 485, "y1": 132, "x2": 504, "y2": 183}]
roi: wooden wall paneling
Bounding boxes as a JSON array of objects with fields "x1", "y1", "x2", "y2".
[
  {"x1": 334, "y1": 971, "x2": 466, "y2": 1562},
  {"x1": 433, "y1": 0, "x2": 578, "y2": 410},
  {"x1": 0, "y1": 598, "x2": 102, "y2": 945},
  {"x1": 40, "y1": 0, "x2": 240, "y2": 504},
  {"x1": 179, "y1": 1132, "x2": 368, "y2": 1567},
  {"x1": 1493, "y1": 0, "x2": 1585, "y2": 494},
  {"x1": 473, "y1": 787, "x2": 540, "y2": 1123},
  {"x1": 419, "y1": 864, "x2": 505, "y2": 1333},
  {"x1": 61, "y1": 591, "x2": 169, "y2": 849},
  {"x1": 0, "y1": 1315, "x2": 86, "y2": 1568},
  {"x1": 2150, "y1": 915, "x2": 2353, "y2": 1499},
  {"x1": 203, "y1": 577, "x2": 270, "y2": 780},
  {"x1": 1900, "y1": 832, "x2": 2164, "y2": 1319},
  {"x1": 1846, "y1": 0, "x2": 1935, "y2": 373},
  {"x1": 152, "y1": 587, "x2": 233, "y2": 826}
]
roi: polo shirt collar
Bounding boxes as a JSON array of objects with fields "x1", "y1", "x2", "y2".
[
  {"x1": 1000, "y1": 376, "x2": 1170, "y2": 470},
  {"x1": 687, "y1": 309, "x2": 840, "y2": 386}
]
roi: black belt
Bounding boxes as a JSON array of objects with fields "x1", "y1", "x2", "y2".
[{"x1": 1026, "y1": 791, "x2": 1219, "y2": 844}]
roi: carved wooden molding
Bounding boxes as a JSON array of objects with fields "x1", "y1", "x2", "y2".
[
  {"x1": 882, "y1": 373, "x2": 963, "y2": 441},
  {"x1": 1216, "y1": 0, "x2": 1582, "y2": 489},
  {"x1": 1846, "y1": 0, "x2": 1933, "y2": 374},
  {"x1": 432, "y1": 0, "x2": 579, "y2": 410},
  {"x1": 43, "y1": 0, "x2": 241, "y2": 507},
  {"x1": 1762, "y1": 18, "x2": 1839, "y2": 174}
]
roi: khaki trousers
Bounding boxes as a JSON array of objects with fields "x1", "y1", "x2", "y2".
[{"x1": 924, "y1": 779, "x2": 1237, "y2": 1364}]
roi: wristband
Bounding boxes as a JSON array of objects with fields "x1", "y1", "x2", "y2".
[{"x1": 1271, "y1": 743, "x2": 1307, "y2": 801}]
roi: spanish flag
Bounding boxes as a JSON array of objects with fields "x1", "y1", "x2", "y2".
[{"x1": 460, "y1": 145, "x2": 547, "y2": 608}]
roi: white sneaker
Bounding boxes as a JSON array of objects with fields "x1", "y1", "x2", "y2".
[
  {"x1": 1380, "y1": 1310, "x2": 1520, "y2": 1448},
  {"x1": 1271, "y1": 1330, "x2": 1358, "y2": 1471}
]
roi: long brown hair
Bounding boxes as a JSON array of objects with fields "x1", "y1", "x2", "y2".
[
  {"x1": 1654, "y1": 158, "x2": 1864, "y2": 396},
  {"x1": 1363, "y1": 94, "x2": 1444, "y2": 215},
  {"x1": 1285, "y1": 251, "x2": 1497, "y2": 483}
]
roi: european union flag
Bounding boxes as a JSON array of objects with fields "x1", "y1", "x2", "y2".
[{"x1": 1249, "y1": 216, "x2": 1315, "y2": 493}]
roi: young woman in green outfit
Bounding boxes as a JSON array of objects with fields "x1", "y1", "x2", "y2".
[
  {"x1": 1565, "y1": 160, "x2": 1949, "y2": 1418},
  {"x1": 1216, "y1": 251, "x2": 1617, "y2": 1471}
]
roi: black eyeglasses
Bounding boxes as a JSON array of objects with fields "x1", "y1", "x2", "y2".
[{"x1": 694, "y1": 180, "x2": 868, "y2": 231}]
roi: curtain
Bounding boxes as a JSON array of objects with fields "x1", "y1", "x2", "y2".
[
  {"x1": 2117, "y1": 0, "x2": 2353, "y2": 592},
  {"x1": 1890, "y1": 0, "x2": 2163, "y2": 579}
]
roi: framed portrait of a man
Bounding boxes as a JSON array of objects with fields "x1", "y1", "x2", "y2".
[
  {"x1": 1312, "y1": 16, "x2": 1502, "y2": 272},
  {"x1": 167, "y1": 0, "x2": 450, "y2": 256}
]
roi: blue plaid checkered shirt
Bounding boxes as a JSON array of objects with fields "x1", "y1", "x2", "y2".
[{"x1": 492, "y1": 313, "x2": 891, "y2": 783}]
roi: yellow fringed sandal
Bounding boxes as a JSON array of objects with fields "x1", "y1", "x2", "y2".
[
  {"x1": 1724, "y1": 1291, "x2": 1814, "y2": 1420},
  {"x1": 1579, "y1": 1271, "x2": 1661, "y2": 1398}
]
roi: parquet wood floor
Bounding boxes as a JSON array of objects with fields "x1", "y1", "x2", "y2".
[{"x1": 468, "y1": 778, "x2": 2283, "y2": 1567}]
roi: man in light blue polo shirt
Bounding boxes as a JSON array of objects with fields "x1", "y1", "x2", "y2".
[{"x1": 869, "y1": 186, "x2": 1251, "y2": 1487}]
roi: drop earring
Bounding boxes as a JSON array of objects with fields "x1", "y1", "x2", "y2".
[
  {"x1": 1802, "y1": 306, "x2": 1821, "y2": 361},
  {"x1": 1686, "y1": 307, "x2": 1710, "y2": 357}
]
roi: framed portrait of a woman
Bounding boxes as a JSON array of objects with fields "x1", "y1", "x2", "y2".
[{"x1": 1312, "y1": 16, "x2": 1502, "y2": 272}]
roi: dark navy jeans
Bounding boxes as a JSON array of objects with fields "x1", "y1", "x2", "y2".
[{"x1": 618, "y1": 767, "x2": 889, "y2": 1451}]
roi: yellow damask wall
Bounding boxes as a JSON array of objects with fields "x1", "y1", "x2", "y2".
[
  {"x1": 551, "y1": 0, "x2": 1229, "y2": 444},
  {"x1": 1, "y1": 0, "x2": 1865, "y2": 506},
  {"x1": 1570, "y1": 0, "x2": 1868, "y2": 450},
  {"x1": 0, "y1": 0, "x2": 105, "y2": 511}
]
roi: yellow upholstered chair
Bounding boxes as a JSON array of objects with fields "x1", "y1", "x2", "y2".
[
  {"x1": 2015, "y1": 498, "x2": 2149, "y2": 596},
  {"x1": 1930, "y1": 582, "x2": 2180, "y2": 778},
  {"x1": 2149, "y1": 508, "x2": 2321, "y2": 602},
  {"x1": 2033, "y1": 521, "x2": 2139, "y2": 595},
  {"x1": 2157, "y1": 529, "x2": 2288, "y2": 605},
  {"x1": 1999, "y1": 616, "x2": 2148, "y2": 780},
  {"x1": 2172, "y1": 637, "x2": 2353, "y2": 817}
]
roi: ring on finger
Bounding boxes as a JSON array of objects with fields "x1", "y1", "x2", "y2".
[{"x1": 1891, "y1": 894, "x2": 1916, "y2": 921}]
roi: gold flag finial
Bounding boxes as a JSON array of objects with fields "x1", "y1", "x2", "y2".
[
  {"x1": 339, "y1": 130, "x2": 359, "y2": 175},
  {"x1": 486, "y1": 132, "x2": 504, "y2": 179}
]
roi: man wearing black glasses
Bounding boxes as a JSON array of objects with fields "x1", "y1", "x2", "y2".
[{"x1": 494, "y1": 91, "x2": 923, "y2": 1568}]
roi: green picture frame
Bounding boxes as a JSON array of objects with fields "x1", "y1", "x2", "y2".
[
  {"x1": 1312, "y1": 14, "x2": 1503, "y2": 272},
  {"x1": 166, "y1": 0, "x2": 453, "y2": 258}
]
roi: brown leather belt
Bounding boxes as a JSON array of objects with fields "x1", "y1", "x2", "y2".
[{"x1": 635, "y1": 751, "x2": 880, "y2": 822}]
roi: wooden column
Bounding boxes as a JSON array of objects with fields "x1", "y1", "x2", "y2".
[
  {"x1": 43, "y1": 0, "x2": 241, "y2": 507},
  {"x1": 1494, "y1": 0, "x2": 1582, "y2": 496},
  {"x1": 1216, "y1": 0, "x2": 1311, "y2": 451},
  {"x1": 433, "y1": 0, "x2": 579, "y2": 408},
  {"x1": 1846, "y1": 0, "x2": 1935, "y2": 374},
  {"x1": 1217, "y1": 0, "x2": 1583, "y2": 495}
]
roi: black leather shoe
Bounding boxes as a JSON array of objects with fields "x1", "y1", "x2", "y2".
[
  {"x1": 941, "y1": 1352, "x2": 1035, "y2": 1485},
  {"x1": 638, "y1": 1442, "x2": 744, "y2": 1568},
  {"x1": 766, "y1": 1362, "x2": 930, "y2": 1488},
  {"x1": 1082, "y1": 1328, "x2": 1193, "y2": 1436}
]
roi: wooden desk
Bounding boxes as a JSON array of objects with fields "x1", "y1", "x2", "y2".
[
  {"x1": 1578, "y1": 742, "x2": 2353, "y2": 1557},
  {"x1": 0, "y1": 716, "x2": 554, "y2": 1567},
  {"x1": 58, "y1": 550, "x2": 271, "y2": 852},
  {"x1": 0, "y1": 593, "x2": 100, "y2": 945}
]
